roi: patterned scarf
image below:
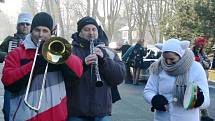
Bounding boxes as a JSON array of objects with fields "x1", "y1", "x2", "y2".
[{"x1": 149, "y1": 49, "x2": 194, "y2": 106}]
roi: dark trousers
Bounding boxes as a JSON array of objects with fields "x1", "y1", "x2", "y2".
[
  {"x1": 212, "y1": 53, "x2": 215, "y2": 69},
  {"x1": 124, "y1": 65, "x2": 133, "y2": 84},
  {"x1": 3, "y1": 89, "x2": 11, "y2": 121}
]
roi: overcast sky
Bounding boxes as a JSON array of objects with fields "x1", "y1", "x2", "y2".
[{"x1": 0, "y1": 0, "x2": 22, "y2": 23}]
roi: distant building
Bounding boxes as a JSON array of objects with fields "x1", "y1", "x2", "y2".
[
  {"x1": 118, "y1": 25, "x2": 160, "y2": 45},
  {"x1": 118, "y1": 26, "x2": 138, "y2": 42}
]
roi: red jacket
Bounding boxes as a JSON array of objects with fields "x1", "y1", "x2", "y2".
[{"x1": 2, "y1": 35, "x2": 83, "y2": 121}]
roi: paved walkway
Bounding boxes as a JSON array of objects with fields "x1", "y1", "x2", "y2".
[{"x1": 0, "y1": 62, "x2": 214, "y2": 121}]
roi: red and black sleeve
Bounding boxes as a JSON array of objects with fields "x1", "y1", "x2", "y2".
[
  {"x1": 1, "y1": 48, "x2": 32, "y2": 93},
  {"x1": 61, "y1": 54, "x2": 83, "y2": 82}
]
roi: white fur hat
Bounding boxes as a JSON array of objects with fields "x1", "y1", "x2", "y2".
[
  {"x1": 155, "y1": 38, "x2": 190, "y2": 57},
  {"x1": 17, "y1": 12, "x2": 33, "y2": 24}
]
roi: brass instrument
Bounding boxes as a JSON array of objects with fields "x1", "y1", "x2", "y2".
[
  {"x1": 42, "y1": 37, "x2": 71, "y2": 64},
  {"x1": 24, "y1": 37, "x2": 71, "y2": 111},
  {"x1": 90, "y1": 39, "x2": 103, "y2": 87}
]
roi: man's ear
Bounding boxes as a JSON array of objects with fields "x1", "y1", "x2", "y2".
[
  {"x1": 180, "y1": 40, "x2": 190, "y2": 49},
  {"x1": 155, "y1": 43, "x2": 163, "y2": 50}
]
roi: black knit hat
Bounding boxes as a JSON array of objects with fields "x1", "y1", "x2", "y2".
[
  {"x1": 77, "y1": 16, "x2": 99, "y2": 32},
  {"x1": 31, "y1": 12, "x2": 53, "y2": 32}
]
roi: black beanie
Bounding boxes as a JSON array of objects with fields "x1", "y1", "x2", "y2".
[
  {"x1": 31, "y1": 12, "x2": 53, "y2": 32},
  {"x1": 77, "y1": 16, "x2": 99, "y2": 32}
]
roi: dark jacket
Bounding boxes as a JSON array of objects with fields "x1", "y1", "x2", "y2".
[
  {"x1": 126, "y1": 43, "x2": 146, "y2": 68},
  {"x1": 115, "y1": 44, "x2": 131, "y2": 57},
  {"x1": 66, "y1": 33, "x2": 125, "y2": 117},
  {"x1": 0, "y1": 33, "x2": 26, "y2": 63}
]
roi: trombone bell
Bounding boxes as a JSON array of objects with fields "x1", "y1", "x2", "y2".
[{"x1": 42, "y1": 37, "x2": 72, "y2": 64}]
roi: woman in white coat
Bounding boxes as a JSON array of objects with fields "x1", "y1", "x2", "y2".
[{"x1": 144, "y1": 38, "x2": 210, "y2": 121}]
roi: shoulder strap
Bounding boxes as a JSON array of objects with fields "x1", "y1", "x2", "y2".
[
  {"x1": 122, "y1": 46, "x2": 134, "y2": 61},
  {"x1": 5, "y1": 36, "x2": 13, "y2": 40}
]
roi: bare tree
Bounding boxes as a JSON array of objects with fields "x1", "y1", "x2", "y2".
[
  {"x1": 61, "y1": 0, "x2": 87, "y2": 38},
  {"x1": 147, "y1": 0, "x2": 175, "y2": 43},
  {"x1": 70, "y1": 0, "x2": 87, "y2": 18},
  {"x1": 54, "y1": 0, "x2": 65, "y2": 37},
  {"x1": 42, "y1": 0, "x2": 65, "y2": 37},
  {"x1": 96, "y1": 0, "x2": 122, "y2": 40},
  {"x1": 124, "y1": 0, "x2": 137, "y2": 43},
  {"x1": 63, "y1": 0, "x2": 122, "y2": 41},
  {"x1": 29, "y1": 0, "x2": 122, "y2": 41},
  {"x1": 22, "y1": 0, "x2": 38, "y2": 15},
  {"x1": 86, "y1": 0, "x2": 91, "y2": 16},
  {"x1": 134, "y1": 0, "x2": 150, "y2": 40},
  {"x1": 92, "y1": 0, "x2": 99, "y2": 18}
]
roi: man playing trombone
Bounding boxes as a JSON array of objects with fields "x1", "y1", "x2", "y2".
[
  {"x1": 67, "y1": 16, "x2": 125, "y2": 121},
  {"x1": 1, "y1": 12, "x2": 83, "y2": 121}
]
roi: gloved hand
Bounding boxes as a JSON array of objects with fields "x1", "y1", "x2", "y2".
[
  {"x1": 194, "y1": 86, "x2": 204, "y2": 108},
  {"x1": 33, "y1": 55, "x2": 48, "y2": 75},
  {"x1": 151, "y1": 94, "x2": 168, "y2": 112}
]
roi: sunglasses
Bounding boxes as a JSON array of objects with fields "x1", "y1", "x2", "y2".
[{"x1": 19, "y1": 22, "x2": 31, "y2": 26}]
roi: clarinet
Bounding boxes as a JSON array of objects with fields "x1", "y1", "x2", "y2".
[{"x1": 90, "y1": 39, "x2": 103, "y2": 87}]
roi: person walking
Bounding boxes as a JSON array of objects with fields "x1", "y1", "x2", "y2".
[
  {"x1": 144, "y1": 38, "x2": 210, "y2": 121},
  {"x1": 67, "y1": 16, "x2": 125, "y2": 121},
  {"x1": 126, "y1": 39, "x2": 146, "y2": 85},
  {"x1": 116, "y1": 41, "x2": 133, "y2": 84}
]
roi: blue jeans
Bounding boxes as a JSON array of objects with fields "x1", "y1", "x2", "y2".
[
  {"x1": 3, "y1": 89, "x2": 11, "y2": 121},
  {"x1": 68, "y1": 116, "x2": 111, "y2": 121}
]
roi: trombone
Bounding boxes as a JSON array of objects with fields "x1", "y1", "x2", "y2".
[{"x1": 24, "y1": 37, "x2": 71, "y2": 111}]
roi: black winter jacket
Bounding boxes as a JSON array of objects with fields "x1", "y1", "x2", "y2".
[{"x1": 65, "y1": 33, "x2": 125, "y2": 117}]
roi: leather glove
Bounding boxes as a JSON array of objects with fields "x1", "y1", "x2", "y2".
[
  {"x1": 151, "y1": 94, "x2": 168, "y2": 112},
  {"x1": 33, "y1": 55, "x2": 48, "y2": 75},
  {"x1": 194, "y1": 86, "x2": 204, "y2": 108}
]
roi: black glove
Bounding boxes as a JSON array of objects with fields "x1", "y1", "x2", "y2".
[
  {"x1": 33, "y1": 55, "x2": 48, "y2": 75},
  {"x1": 194, "y1": 86, "x2": 204, "y2": 108},
  {"x1": 151, "y1": 94, "x2": 168, "y2": 112}
]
